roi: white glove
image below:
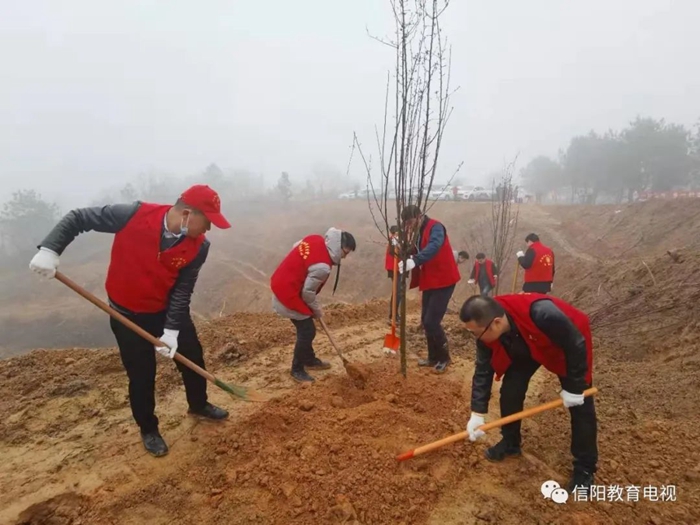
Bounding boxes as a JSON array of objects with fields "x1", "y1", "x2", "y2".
[
  {"x1": 154, "y1": 329, "x2": 179, "y2": 358},
  {"x1": 467, "y1": 279, "x2": 475, "y2": 285},
  {"x1": 29, "y1": 247, "x2": 60, "y2": 278},
  {"x1": 560, "y1": 389, "x2": 584, "y2": 408},
  {"x1": 391, "y1": 237, "x2": 399, "y2": 247},
  {"x1": 516, "y1": 250, "x2": 525, "y2": 258},
  {"x1": 398, "y1": 258, "x2": 416, "y2": 274},
  {"x1": 466, "y1": 412, "x2": 486, "y2": 441}
]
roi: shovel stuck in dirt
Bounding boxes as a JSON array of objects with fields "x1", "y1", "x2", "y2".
[
  {"x1": 318, "y1": 318, "x2": 370, "y2": 388},
  {"x1": 55, "y1": 271, "x2": 269, "y2": 402},
  {"x1": 395, "y1": 387, "x2": 598, "y2": 461},
  {"x1": 383, "y1": 249, "x2": 400, "y2": 355}
]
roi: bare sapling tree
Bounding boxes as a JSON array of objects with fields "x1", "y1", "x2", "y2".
[
  {"x1": 352, "y1": 0, "x2": 458, "y2": 377},
  {"x1": 490, "y1": 158, "x2": 520, "y2": 295}
]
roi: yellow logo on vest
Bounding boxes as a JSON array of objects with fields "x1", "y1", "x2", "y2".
[
  {"x1": 539, "y1": 254, "x2": 553, "y2": 266},
  {"x1": 171, "y1": 257, "x2": 188, "y2": 269},
  {"x1": 298, "y1": 241, "x2": 311, "y2": 260}
]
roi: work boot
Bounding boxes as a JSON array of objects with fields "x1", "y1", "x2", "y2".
[
  {"x1": 305, "y1": 357, "x2": 331, "y2": 370},
  {"x1": 188, "y1": 402, "x2": 229, "y2": 420},
  {"x1": 434, "y1": 359, "x2": 451, "y2": 374},
  {"x1": 418, "y1": 359, "x2": 437, "y2": 367},
  {"x1": 433, "y1": 337, "x2": 451, "y2": 373},
  {"x1": 566, "y1": 470, "x2": 595, "y2": 493},
  {"x1": 291, "y1": 368, "x2": 315, "y2": 383},
  {"x1": 485, "y1": 439, "x2": 522, "y2": 462},
  {"x1": 141, "y1": 431, "x2": 168, "y2": 457}
]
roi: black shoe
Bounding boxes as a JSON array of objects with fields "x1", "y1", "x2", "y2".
[
  {"x1": 141, "y1": 431, "x2": 168, "y2": 457},
  {"x1": 305, "y1": 357, "x2": 331, "y2": 370},
  {"x1": 567, "y1": 470, "x2": 595, "y2": 493},
  {"x1": 188, "y1": 402, "x2": 229, "y2": 420},
  {"x1": 485, "y1": 439, "x2": 522, "y2": 462},
  {"x1": 434, "y1": 360, "x2": 451, "y2": 373},
  {"x1": 291, "y1": 368, "x2": 315, "y2": 383},
  {"x1": 418, "y1": 359, "x2": 437, "y2": 367}
]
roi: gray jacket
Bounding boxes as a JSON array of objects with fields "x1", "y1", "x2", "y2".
[{"x1": 272, "y1": 227, "x2": 343, "y2": 320}]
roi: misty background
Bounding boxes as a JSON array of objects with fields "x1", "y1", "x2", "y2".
[{"x1": 1, "y1": 0, "x2": 699, "y2": 209}]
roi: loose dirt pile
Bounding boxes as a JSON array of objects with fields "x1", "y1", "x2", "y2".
[{"x1": 75, "y1": 361, "x2": 475, "y2": 525}]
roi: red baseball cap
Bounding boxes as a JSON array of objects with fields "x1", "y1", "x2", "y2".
[{"x1": 180, "y1": 184, "x2": 231, "y2": 229}]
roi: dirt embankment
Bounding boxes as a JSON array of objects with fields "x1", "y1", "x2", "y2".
[{"x1": 3, "y1": 200, "x2": 700, "y2": 524}]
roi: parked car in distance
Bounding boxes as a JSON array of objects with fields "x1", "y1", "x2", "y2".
[{"x1": 462, "y1": 188, "x2": 495, "y2": 201}]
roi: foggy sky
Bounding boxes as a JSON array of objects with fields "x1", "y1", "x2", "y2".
[{"x1": 1, "y1": 0, "x2": 698, "y2": 208}]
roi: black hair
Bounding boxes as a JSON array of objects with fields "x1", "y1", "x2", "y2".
[
  {"x1": 476, "y1": 252, "x2": 486, "y2": 259},
  {"x1": 458, "y1": 250, "x2": 469, "y2": 259},
  {"x1": 401, "y1": 204, "x2": 422, "y2": 222},
  {"x1": 341, "y1": 231, "x2": 356, "y2": 251},
  {"x1": 389, "y1": 225, "x2": 399, "y2": 234},
  {"x1": 525, "y1": 233, "x2": 539, "y2": 243},
  {"x1": 459, "y1": 296, "x2": 505, "y2": 326}
]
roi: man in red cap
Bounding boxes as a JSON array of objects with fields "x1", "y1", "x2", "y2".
[{"x1": 29, "y1": 185, "x2": 231, "y2": 458}]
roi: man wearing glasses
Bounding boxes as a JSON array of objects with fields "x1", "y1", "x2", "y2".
[{"x1": 460, "y1": 293, "x2": 597, "y2": 492}]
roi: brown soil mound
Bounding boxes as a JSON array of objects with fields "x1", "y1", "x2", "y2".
[
  {"x1": 81, "y1": 360, "x2": 474, "y2": 524},
  {"x1": 15, "y1": 492, "x2": 89, "y2": 525}
]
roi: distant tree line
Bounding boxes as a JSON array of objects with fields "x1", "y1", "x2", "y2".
[{"x1": 520, "y1": 116, "x2": 700, "y2": 204}]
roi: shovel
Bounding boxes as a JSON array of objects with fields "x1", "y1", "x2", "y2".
[
  {"x1": 318, "y1": 318, "x2": 369, "y2": 387},
  {"x1": 511, "y1": 261, "x2": 520, "y2": 294},
  {"x1": 396, "y1": 387, "x2": 598, "y2": 461},
  {"x1": 54, "y1": 271, "x2": 268, "y2": 402},
  {"x1": 383, "y1": 249, "x2": 400, "y2": 355}
]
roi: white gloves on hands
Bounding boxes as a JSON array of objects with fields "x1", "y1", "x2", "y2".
[
  {"x1": 398, "y1": 258, "x2": 416, "y2": 274},
  {"x1": 560, "y1": 389, "x2": 585, "y2": 408},
  {"x1": 154, "y1": 329, "x2": 179, "y2": 358},
  {"x1": 29, "y1": 247, "x2": 60, "y2": 278},
  {"x1": 466, "y1": 412, "x2": 486, "y2": 441},
  {"x1": 467, "y1": 279, "x2": 475, "y2": 285},
  {"x1": 516, "y1": 250, "x2": 525, "y2": 258}
]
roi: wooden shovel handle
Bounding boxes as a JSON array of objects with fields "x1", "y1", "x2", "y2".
[
  {"x1": 511, "y1": 259, "x2": 519, "y2": 294},
  {"x1": 54, "y1": 271, "x2": 216, "y2": 383},
  {"x1": 391, "y1": 250, "x2": 399, "y2": 331},
  {"x1": 397, "y1": 387, "x2": 598, "y2": 461},
  {"x1": 318, "y1": 317, "x2": 346, "y2": 363}
]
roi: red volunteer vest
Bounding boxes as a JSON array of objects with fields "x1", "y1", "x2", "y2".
[
  {"x1": 105, "y1": 203, "x2": 205, "y2": 313},
  {"x1": 473, "y1": 259, "x2": 496, "y2": 287},
  {"x1": 523, "y1": 241, "x2": 554, "y2": 283},
  {"x1": 270, "y1": 234, "x2": 333, "y2": 316},
  {"x1": 410, "y1": 218, "x2": 461, "y2": 291},
  {"x1": 385, "y1": 243, "x2": 396, "y2": 271},
  {"x1": 483, "y1": 293, "x2": 593, "y2": 384}
]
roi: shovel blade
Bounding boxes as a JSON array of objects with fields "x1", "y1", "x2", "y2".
[{"x1": 383, "y1": 333, "x2": 400, "y2": 353}]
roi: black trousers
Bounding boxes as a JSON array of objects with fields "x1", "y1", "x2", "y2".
[
  {"x1": 479, "y1": 283, "x2": 493, "y2": 297},
  {"x1": 420, "y1": 284, "x2": 455, "y2": 361},
  {"x1": 522, "y1": 281, "x2": 552, "y2": 294},
  {"x1": 290, "y1": 317, "x2": 317, "y2": 371},
  {"x1": 499, "y1": 357, "x2": 598, "y2": 473},
  {"x1": 110, "y1": 312, "x2": 208, "y2": 434}
]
